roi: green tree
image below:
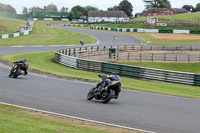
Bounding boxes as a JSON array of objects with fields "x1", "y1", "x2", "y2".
[
  {"x1": 143, "y1": 0, "x2": 171, "y2": 9},
  {"x1": 85, "y1": 6, "x2": 98, "y2": 15},
  {"x1": 60, "y1": 7, "x2": 68, "y2": 13},
  {"x1": 182, "y1": 5, "x2": 195, "y2": 12},
  {"x1": 46, "y1": 3, "x2": 58, "y2": 12},
  {"x1": 22, "y1": 7, "x2": 28, "y2": 14},
  {"x1": 68, "y1": 12, "x2": 74, "y2": 21},
  {"x1": 195, "y1": 3, "x2": 200, "y2": 12},
  {"x1": 71, "y1": 5, "x2": 87, "y2": 16},
  {"x1": 107, "y1": 5, "x2": 119, "y2": 11},
  {"x1": 118, "y1": 0, "x2": 133, "y2": 17},
  {"x1": 29, "y1": 6, "x2": 43, "y2": 13}
]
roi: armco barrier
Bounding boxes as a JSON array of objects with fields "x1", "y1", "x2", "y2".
[
  {"x1": 0, "y1": 20, "x2": 34, "y2": 39},
  {"x1": 55, "y1": 46, "x2": 200, "y2": 86}
]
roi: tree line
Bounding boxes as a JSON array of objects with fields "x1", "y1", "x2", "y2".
[
  {"x1": 143, "y1": 0, "x2": 200, "y2": 12},
  {"x1": 1, "y1": 0, "x2": 200, "y2": 19}
]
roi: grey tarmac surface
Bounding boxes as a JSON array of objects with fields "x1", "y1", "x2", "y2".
[
  {"x1": 1, "y1": 63, "x2": 200, "y2": 133},
  {"x1": 0, "y1": 25, "x2": 200, "y2": 133}
]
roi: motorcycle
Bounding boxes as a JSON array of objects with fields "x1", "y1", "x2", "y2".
[
  {"x1": 9, "y1": 63, "x2": 22, "y2": 78},
  {"x1": 87, "y1": 74, "x2": 121, "y2": 104}
]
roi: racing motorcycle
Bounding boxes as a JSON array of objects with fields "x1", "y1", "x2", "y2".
[
  {"x1": 9, "y1": 63, "x2": 22, "y2": 78},
  {"x1": 87, "y1": 74, "x2": 121, "y2": 104}
]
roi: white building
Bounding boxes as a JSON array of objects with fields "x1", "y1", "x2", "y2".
[{"x1": 88, "y1": 11, "x2": 129, "y2": 23}]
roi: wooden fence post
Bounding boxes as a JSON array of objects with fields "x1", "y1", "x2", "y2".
[
  {"x1": 164, "y1": 54, "x2": 166, "y2": 61},
  {"x1": 152, "y1": 53, "x2": 154, "y2": 62},
  {"x1": 132, "y1": 45, "x2": 134, "y2": 51},
  {"x1": 117, "y1": 52, "x2": 119, "y2": 60},
  {"x1": 176, "y1": 54, "x2": 178, "y2": 62},
  {"x1": 124, "y1": 45, "x2": 126, "y2": 51},
  {"x1": 199, "y1": 54, "x2": 200, "y2": 61},
  {"x1": 140, "y1": 53, "x2": 142, "y2": 61},
  {"x1": 74, "y1": 48, "x2": 76, "y2": 57},
  {"x1": 69, "y1": 49, "x2": 71, "y2": 56},
  {"x1": 128, "y1": 53, "x2": 130, "y2": 60},
  {"x1": 188, "y1": 54, "x2": 190, "y2": 62}
]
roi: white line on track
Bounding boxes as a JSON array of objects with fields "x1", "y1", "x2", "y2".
[{"x1": 0, "y1": 101, "x2": 155, "y2": 133}]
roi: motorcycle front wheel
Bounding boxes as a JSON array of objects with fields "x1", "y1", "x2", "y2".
[{"x1": 87, "y1": 87, "x2": 96, "y2": 100}]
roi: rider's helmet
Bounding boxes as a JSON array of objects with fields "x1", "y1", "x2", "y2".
[
  {"x1": 23, "y1": 57, "x2": 28, "y2": 61},
  {"x1": 111, "y1": 72, "x2": 116, "y2": 75}
]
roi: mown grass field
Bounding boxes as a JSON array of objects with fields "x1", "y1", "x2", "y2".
[
  {"x1": 93, "y1": 12, "x2": 200, "y2": 30},
  {"x1": 1, "y1": 52, "x2": 200, "y2": 99},
  {"x1": 0, "y1": 20, "x2": 97, "y2": 46},
  {"x1": 0, "y1": 104, "x2": 136, "y2": 133},
  {"x1": 0, "y1": 17, "x2": 25, "y2": 34},
  {"x1": 132, "y1": 12, "x2": 200, "y2": 23}
]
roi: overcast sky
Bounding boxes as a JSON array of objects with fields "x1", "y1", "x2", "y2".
[{"x1": 0, "y1": 0, "x2": 199, "y2": 15}]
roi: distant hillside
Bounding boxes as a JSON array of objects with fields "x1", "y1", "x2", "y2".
[
  {"x1": 133, "y1": 13, "x2": 200, "y2": 24},
  {"x1": 0, "y1": 2, "x2": 16, "y2": 14},
  {"x1": 0, "y1": 17, "x2": 25, "y2": 34}
]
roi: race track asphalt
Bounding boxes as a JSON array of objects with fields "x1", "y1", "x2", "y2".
[{"x1": 0, "y1": 25, "x2": 200, "y2": 133}]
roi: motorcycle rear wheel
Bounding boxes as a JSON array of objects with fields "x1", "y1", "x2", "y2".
[
  {"x1": 101, "y1": 89, "x2": 113, "y2": 104},
  {"x1": 13, "y1": 68, "x2": 21, "y2": 78}
]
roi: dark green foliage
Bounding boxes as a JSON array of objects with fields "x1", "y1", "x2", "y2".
[
  {"x1": 68, "y1": 12, "x2": 74, "y2": 21},
  {"x1": 71, "y1": 5, "x2": 98, "y2": 16},
  {"x1": 195, "y1": 3, "x2": 200, "y2": 12},
  {"x1": 143, "y1": 0, "x2": 171, "y2": 9},
  {"x1": 118, "y1": 0, "x2": 133, "y2": 17},
  {"x1": 107, "y1": 6, "x2": 119, "y2": 11},
  {"x1": 182, "y1": 5, "x2": 195, "y2": 12},
  {"x1": 71, "y1": 5, "x2": 87, "y2": 16}
]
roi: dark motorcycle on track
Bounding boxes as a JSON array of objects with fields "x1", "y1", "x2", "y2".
[
  {"x1": 87, "y1": 74, "x2": 121, "y2": 104},
  {"x1": 9, "y1": 63, "x2": 22, "y2": 78}
]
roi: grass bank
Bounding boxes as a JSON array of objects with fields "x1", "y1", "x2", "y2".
[
  {"x1": 121, "y1": 62, "x2": 200, "y2": 74},
  {"x1": 1, "y1": 52, "x2": 200, "y2": 99},
  {"x1": 0, "y1": 17, "x2": 25, "y2": 34},
  {"x1": 0, "y1": 104, "x2": 135, "y2": 133},
  {"x1": 0, "y1": 20, "x2": 97, "y2": 46},
  {"x1": 132, "y1": 13, "x2": 200, "y2": 24}
]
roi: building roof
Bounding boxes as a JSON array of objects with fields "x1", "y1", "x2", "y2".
[
  {"x1": 88, "y1": 11, "x2": 129, "y2": 18},
  {"x1": 172, "y1": 8, "x2": 188, "y2": 13},
  {"x1": 145, "y1": 8, "x2": 167, "y2": 13}
]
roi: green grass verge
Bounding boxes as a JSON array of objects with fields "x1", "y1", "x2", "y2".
[
  {"x1": 0, "y1": 20, "x2": 97, "y2": 46},
  {"x1": 0, "y1": 104, "x2": 136, "y2": 133},
  {"x1": 0, "y1": 17, "x2": 25, "y2": 34},
  {"x1": 1, "y1": 52, "x2": 200, "y2": 99},
  {"x1": 121, "y1": 62, "x2": 200, "y2": 74}
]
